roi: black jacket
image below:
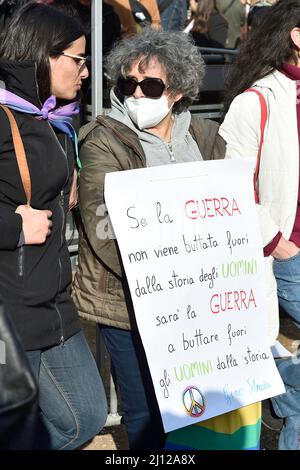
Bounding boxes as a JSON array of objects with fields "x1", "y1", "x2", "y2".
[
  {"x1": 0, "y1": 59, "x2": 80, "y2": 350},
  {"x1": 0, "y1": 295, "x2": 38, "y2": 449},
  {"x1": 191, "y1": 13, "x2": 228, "y2": 49}
]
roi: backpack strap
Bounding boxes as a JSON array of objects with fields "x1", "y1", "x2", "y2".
[
  {"x1": 0, "y1": 105, "x2": 31, "y2": 206},
  {"x1": 245, "y1": 88, "x2": 268, "y2": 204}
]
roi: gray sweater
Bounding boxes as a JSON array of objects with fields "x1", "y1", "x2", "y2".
[{"x1": 108, "y1": 89, "x2": 203, "y2": 167}]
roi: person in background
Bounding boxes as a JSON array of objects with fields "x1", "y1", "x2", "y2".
[
  {"x1": 106, "y1": 0, "x2": 161, "y2": 36},
  {"x1": 157, "y1": 0, "x2": 188, "y2": 31},
  {"x1": 0, "y1": 294, "x2": 38, "y2": 450},
  {"x1": 0, "y1": 2, "x2": 107, "y2": 449},
  {"x1": 103, "y1": 2, "x2": 122, "y2": 56},
  {"x1": 72, "y1": 27, "x2": 225, "y2": 450},
  {"x1": 247, "y1": 1, "x2": 272, "y2": 31},
  {"x1": 217, "y1": 0, "x2": 245, "y2": 48},
  {"x1": 219, "y1": 0, "x2": 300, "y2": 450},
  {"x1": 188, "y1": 0, "x2": 228, "y2": 48}
]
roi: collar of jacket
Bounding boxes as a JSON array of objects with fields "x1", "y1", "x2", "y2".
[
  {"x1": 96, "y1": 115, "x2": 146, "y2": 163},
  {"x1": 254, "y1": 69, "x2": 295, "y2": 96},
  {"x1": 0, "y1": 59, "x2": 42, "y2": 108},
  {"x1": 81, "y1": 114, "x2": 223, "y2": 163}
]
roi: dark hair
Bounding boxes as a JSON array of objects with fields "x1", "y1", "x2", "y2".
[
  {"x1": 223, "y1": 0, "x2": 300, "y2": 114},
  {"x1": 192, "y1": 0, "x2": 219, "y2": 34},
  {"x1": 247, "y1": 5, "x2": 271, "y2": 28},
  {"x1": 0, "y1": 1, "x2": 86, "y2": 102},
  {"x1": 50, "y1": 0, "x2": 86, "y2": 21}
]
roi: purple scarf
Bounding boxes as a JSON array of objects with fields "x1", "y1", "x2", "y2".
[{"x1": 0, "y1": 90, "x2": 81, "y2": 167}]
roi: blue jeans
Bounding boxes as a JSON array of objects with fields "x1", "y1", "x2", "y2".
[
  {"x1": 157, "y1": 0, "x2": 187, "y2": 31},
  {"x1": 273, "y1": 251, "x2": 300, "y2": 327},
  {"x1": 272, "y1": 253, "x2": 300, "y2": 449},
  {"x1": 100, "y1": 326, "x2": 165, "y2": 450},
  {"x1": 26, "y1": 330, "x2": 107, "y2": 450},
  {"x1": 271, "y1": 354, "x2": 300, "y2": 450}
]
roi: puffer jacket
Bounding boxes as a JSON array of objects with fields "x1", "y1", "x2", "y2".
[
  {"x1": 0, "y1": 59, "x2": 80, "y2": 350},
  {"x1": 219, "y1": 70, "x2": 299, "y2": 345},
  {"x1": 72, "y1": 115, "x2": 225, "y2": 330}
]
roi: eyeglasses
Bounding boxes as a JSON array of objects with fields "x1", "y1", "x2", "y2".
[
  {"x1": 117, "y1": 76, "x2": 167, "y2": 98},
  {"x1": 52, "y1": 51, "x2": 90, "y2": 69}
]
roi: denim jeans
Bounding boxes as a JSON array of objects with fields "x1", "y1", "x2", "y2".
[
  {"x1": 271, "y1": 354, "x2": 300, "y2": 450},
  {"x1": 273, "y1": 251, "x2": 300, "y2": 327},
  {"x1": 100, "y1": 326, "x2": 165, "y2": 450},
  {"x1": 272, "y1": 253, "x2": 300, "y2": 449},
  {"x1": 26, "y1": 330, "x2": 107, "y2": 450},
  {"x1": 157, "y1": 0, "x2": 187, "y2": 31}
]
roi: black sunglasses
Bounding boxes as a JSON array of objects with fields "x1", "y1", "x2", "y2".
[{"x1": 117, "y1": 76, "x2": 166, "y2": 98}]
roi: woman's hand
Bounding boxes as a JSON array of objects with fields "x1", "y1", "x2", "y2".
[
  {"x1": 272, "y1": 236, "x2": 300, "y2": 260},
  {"x1": 69, "y1": 169, "x2": 78, "y2": 211},
  {"x1": 15, "y1": 205, "x2": 52, "y2": 245}
]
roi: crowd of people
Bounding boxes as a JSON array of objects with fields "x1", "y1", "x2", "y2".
[
  {"x1": 0, "y1": 1, "x2": 275, "y2": 51},
  {"x1": 0, "y1": 0, "x2": 300, "y2": 453}
]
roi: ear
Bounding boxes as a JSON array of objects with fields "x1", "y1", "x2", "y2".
[
  {"x1": 290, "y1": 27, "x2": 300, "y2": 49},
  {"x1": 172, "y1": 91, "x2": 183, "y2": 103}
]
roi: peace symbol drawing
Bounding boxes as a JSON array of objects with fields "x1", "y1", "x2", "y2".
[{"x1": 182, "y1": 386, "x2": 206, "y2": 418}]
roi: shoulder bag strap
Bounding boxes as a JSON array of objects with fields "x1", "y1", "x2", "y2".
[
  {"x1": 0, "y1": 105, "x2": 31, "y2": 206},
  {"x1": 245, "y1": 88, "x2": 268, "y2": 204}
]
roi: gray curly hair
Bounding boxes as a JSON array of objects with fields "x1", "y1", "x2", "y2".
[{"x1": 105, "y1": 27, "x2": 205, "y2": 114}]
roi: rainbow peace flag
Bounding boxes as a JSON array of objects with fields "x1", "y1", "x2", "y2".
[{"x1": 165, "y1": 402, "x2": 261, "y2": 450}]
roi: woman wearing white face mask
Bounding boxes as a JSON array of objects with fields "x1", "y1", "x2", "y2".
[{"x1": 72, "y1": 27, "x2": 225, "y2": 451}]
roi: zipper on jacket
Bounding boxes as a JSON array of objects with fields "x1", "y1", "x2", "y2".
[
  {"x1": 59, "y1": 190, "x2": 65, "y2": 246},
  {"x1": 47, "y1": 123, "x2": 69, "y2": 187},
  {"x1": 33, "y1": 64, "x2": 66, "y2": 345},
  {"x1": 49, "y1": 128, "x2": 69, "y2": 346},
  {"x1": 167, "y1": 143, "x2": 175, "y2": 162},
  {"x1": 54, "y1": 190, "x2": 66, "y2": 345},
  {"x1": 18, "y1": 246, "x2": 25, "y2": 277},
  {"x1": 55, "y1": 297, "x2": 65, "y2": 346}
]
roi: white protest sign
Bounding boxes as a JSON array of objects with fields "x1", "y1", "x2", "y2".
[{"x1": 105, "y1": 159, "x2": 285, "y2": 433}]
